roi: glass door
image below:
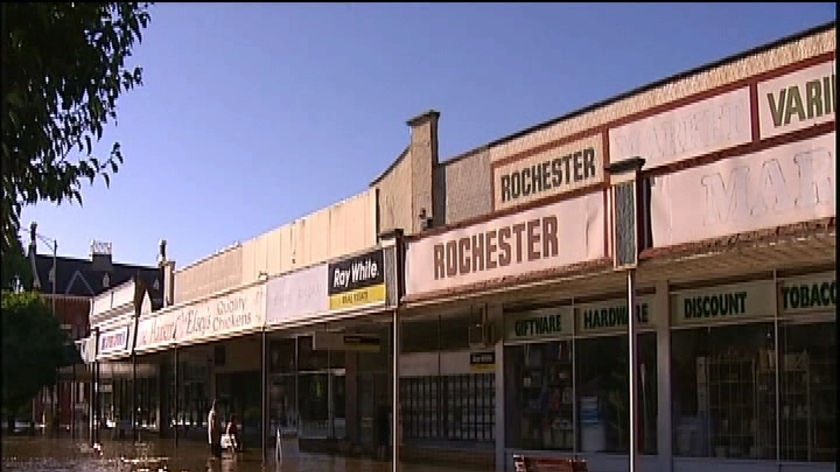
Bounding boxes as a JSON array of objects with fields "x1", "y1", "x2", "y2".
[{"x1": 298, "y1": 369, "x2": 346, "y2": 439}]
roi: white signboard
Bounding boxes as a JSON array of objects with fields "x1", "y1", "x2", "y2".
[
  {"x1": 176, "y1": 283, "x2": 266, "y2": 346},
  {"x1": 405, "y1": 192, "x2": 606, "y2": 296},
  {"x1": 493, "y1": 134, "x2": 604, "y2": 211},
  {"x1": 505, "y1": 307, "x2": 573, "y2": 342},
  {"x1": 650, "y1": 132, "x2": 835, "y2": 248},
  {"x1": 266, "y1": 264, "x2": 329, "y2": 327},
  {"x1": 758, "y1": 61, "x2": 836, "y2": 139},
  {"x1": 135, "y1": 309, "x2": 178, "y2": 353},
  {"x1": 671, "y1": 280, "x2": 775, "y2": 326},
  {"x1": 98, "y1": 326, "x2": 131, "y2": 358},
  {"x1": 609, "y1": 87, "x2": 752, "y2": 169},
  {"x1": 575, "y1": 296, "x2": 654, "y2": 334},
  {"x1": 779, "y1": 272, "x2": 836, "y2": 315}
]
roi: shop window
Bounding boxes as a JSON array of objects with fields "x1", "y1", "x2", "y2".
[
  {"x1": 671, "y1": 323, "x2": 775, "y2": 459},
  {"x1": 576, "y1": 334, "x2": 657, "y2": 454},
  {"x1": 779, "y1": 321, "x2": 836, "y2": 462},
  {"x1": 402, "y1": 319, "x2": 439, "y2": 353},
  {"x1": 505, "y1": 341, "x2": 574, "y2": 450},
  {"x1": 400, "y1": 374, "x2": 494, "y2": 443}
]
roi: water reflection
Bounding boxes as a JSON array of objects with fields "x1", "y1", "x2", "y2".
[{"x1": 1, "y1": 435, "x2": 475, "y2": 472}]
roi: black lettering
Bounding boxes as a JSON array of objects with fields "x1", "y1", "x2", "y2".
[
  {"x1": 498, "y1": 228, "x2": 512, "y2": 266},
  {"x1": 501, "y1": 175, "x2": 511, "y2": 202},
  {"x1": 551, "y1": 158, "x2": 563, "y2": 186},
  {"x1": 511, "y1": 171, "x2": 521, "y2": 199},
  {"x1": 521, "y1": 167, "x2": 531, "y2": 196},
  {"x1": 471, "y1": 233, "x2": 485, "y2": 272},
  {"x1": 445, "y1": 241, "x2": 458, "y2": 277},
  {"x1": 527, "y1": 220, "x2": 540, "y2": 261},
  {"x1": 542, "y1": 216, "x2": 558, "y2": 258},
  {"x1": 573, "y1": 151, "x2": 584, "y2": 181},
  {"x1": 458, "y1": 237, "x2": 471, "y2": 275},
  {"x1": 542, "y1": 162, "x2": 551, "y2": 191},
  {"x1": 531, "y1": 164, "x2": 542, "y2": 195},
  {"x1": 434, "y1": 244, "x2": 446, "y2": 279},
  {"x1": 512, "y1": 224, "x2": 526, "y2": 263},
  {"x1": 485, "y1": 230, "x2": 497, "y2": 270},
  {"x1": 583, "y1": 147, "x2": 596, "y2": 179}
]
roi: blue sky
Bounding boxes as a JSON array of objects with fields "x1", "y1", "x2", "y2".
[{"x1": 21, "y1": 3, "x2": 835, "y2": 267}]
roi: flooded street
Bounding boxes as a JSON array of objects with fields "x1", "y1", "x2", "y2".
[{"x1": 1, "y1": 435, "x2": 482, "y2": 472}]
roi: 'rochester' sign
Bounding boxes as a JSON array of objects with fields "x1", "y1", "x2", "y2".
[
  {"x1": 406, "y1": 192, "x2": 605, "y2": 296},
  {"x1": 328, "y1": 249, "x2": 386, "y2": 310},
  {"x1": 493, "y1": 134, "x2": 604, "y2": 211}
]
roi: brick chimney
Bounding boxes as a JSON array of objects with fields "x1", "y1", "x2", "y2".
[
  {"x1": 89, "y1": 240, "x2": 113, "y2": 272},
  {"x1": 406, "y1": 110, "x2": 440, "y2": 233}
]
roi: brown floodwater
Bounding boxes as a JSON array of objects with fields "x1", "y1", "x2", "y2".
[{"x1": 1, "y1": 434, "x2": 479, "y2": 472}]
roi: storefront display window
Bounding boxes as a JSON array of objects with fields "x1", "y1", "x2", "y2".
[
  {"x1": 779, "y1": 320, "x2": 836, "y2": 462},
  {"x1": 671, "y1": 323, "x2": 776, "y2": 459},
  {"x1": 505, "y1": 341, "x2": 574, "y2": 450},
  {"x1": 576, "y1": 334, "x2": 657, "y2": 454},
  {"x1": 401, "y1": 373, "x2": 494, "y2": 443}
]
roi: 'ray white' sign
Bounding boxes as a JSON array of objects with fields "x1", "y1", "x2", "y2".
[{"x1": 649, "y1": 132, "x2": 835, "y2": 248}]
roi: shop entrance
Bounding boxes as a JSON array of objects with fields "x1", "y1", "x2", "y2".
[{"x1": 298, "y1": 369, "x2": 346, "y2": 440}]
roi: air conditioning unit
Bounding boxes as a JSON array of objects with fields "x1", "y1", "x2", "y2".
[{"x1": 468, "y1": 322, "x2": 495, "y2": 348}]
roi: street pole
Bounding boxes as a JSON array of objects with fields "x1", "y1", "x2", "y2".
[
  {"x1": 627, "y1": 269, "x2": 639, "y2": 472},
  {"x1": 261, "y1": 329, "x2": 268, "y2": 466},
  {"x1": 391, "y1": 309, "x2": 400, "y2": 472}
]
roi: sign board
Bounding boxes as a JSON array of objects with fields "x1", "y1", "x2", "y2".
[
  {"x1": 758, "y1": 61, "x2": 835, "y2": 139},
  {"x1": 671, "y1": 280, "x2": 775, "y2": 326},
  {"x1": 778, "y1": 272, "x2": 836, "y2": 315},
  {"x1": 406, "y1": 192, "x2": 606, "y2": 295},
  {"x1": 650, "y1": 132, "x2": 835, "y2": 248},
  {"x1": 505, "y1": 307, "x2": 573, "y2": 342},
  {"x1": 575, "y1": 296, "x2": 654, "y2": 334},
  {"x1": 266, "y1": 264, "x2": 329, "y2": 327},
  {"x1": 176, "y1": 283, "x2": 266, "y2": 345},
  {"x1": 312, "y1": 331, "x2": 381, "y2": 352},
  {"x1": 469, "y1": 351, "x2": 496, "y2": 372},
  {"x1": 98, "y1": 326, "x2": 131, "y2": 357},
  {"x1": 609, "y1": 87, "x2": 752, "y2": 168},
  {"x1": 493, "y1": 134, "x2": 604, "y2": 210},
  {"x1": 327, "y1": 249, "x2": 386, "y2": 311}
]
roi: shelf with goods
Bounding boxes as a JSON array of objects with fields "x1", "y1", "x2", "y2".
[
  {"x1": 701, "y1": 351, "x2": 765, "y2": 459},
  {"x1": 753, "y1": 348, "x2": 776, "y2": 459},
  {"x1": 807, "y1": 351, "x2": 836, "y2": 462},
  {"x1": 779, "y1": 351, "x2": 811, "y2": 462},
  {"x1": 519, "y1": 343, "x2": 574, "y2": 450}
]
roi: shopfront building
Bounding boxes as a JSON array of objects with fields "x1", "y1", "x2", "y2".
[{"x1": 264, "y1": 245, "x2": 398, "y2": 456}]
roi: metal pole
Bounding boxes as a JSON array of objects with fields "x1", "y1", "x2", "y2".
[
  {"x1": 628, "y1": 269, "x2": 639, "y2": 472},
  {"x1": 71, "y1": 363, "x2": 76, "y2": 438},
  {"x1": 132, "y1": 352, "x2": 137, "y2": 442},
  {"x1": 51, "y1": 240, "x2": 58, "y2": 436},
  {"x1": 261, "y1": 329, "x2": 268, "y2": 465},
  {"x1": 391, "y1": 309, "x2": 400, "y2": 472},
  {"x1": 174, "y1": 346, "x2": 179, "y2": 448}
]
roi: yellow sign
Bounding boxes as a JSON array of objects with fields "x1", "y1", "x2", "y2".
[{"x1": 329, "y1": 284, "x2": 386, "y2": 310}]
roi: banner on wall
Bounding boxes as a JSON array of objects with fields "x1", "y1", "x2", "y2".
[
  {"x1": 327, "y1": 249, "x2": 386, "y2": 311},
  {"x1": 97, "y1": 325, "x2": 133, "y2": 359},
  {"x1": 266, "y1": 264, "x2": 329, "y2": 327},
  {"x1": 649, "y1": 132, "x2": 835, "y2": 248},
  {"x1": 135, "y1": 309, "x2": 178, "y2": 354},
  {"x1": 406, "y1": 192, "x2": 606, "y2": 296},
  {"x1": 608, "y1": 87, "x2": 752, "y2": 169},
  {"x1": 176, "y1": 283, "x2": 266, "y2": 346}
]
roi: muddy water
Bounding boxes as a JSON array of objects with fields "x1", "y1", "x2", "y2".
[{"x1": 1, "y1": 435, "x2": 475, "y2": 472}]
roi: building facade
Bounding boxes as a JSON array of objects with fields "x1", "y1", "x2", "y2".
[
  {"x1": 394, "y1": 21, "x2": 835, "y2": 472},
  {"x1": 83, "y1": 21, "x2": 834, "y2": 472}
]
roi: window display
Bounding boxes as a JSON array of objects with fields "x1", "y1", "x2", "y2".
[
  {"x1": 779, "y1": 321, "x2": 836, "y2": 462},
  {"x1": 401, "y1": 374, "x2": 494, "y2": 443},
  {"x1": 576, "y1": 334, "x2": 657, "y2": 454},
  {"x1": 505, "y1": 341, "x2": 574, "y2": 450},
  {"x1": 671, "y1": 323, "x2": 776, "y2": 459}
]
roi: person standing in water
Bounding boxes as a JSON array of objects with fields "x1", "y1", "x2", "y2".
[{"x1": 207, "y1": 399, "x2": 222, "y2": 459}]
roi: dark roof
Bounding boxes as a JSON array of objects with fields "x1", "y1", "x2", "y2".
[{"x1": 27, "y1": 252, "x2": 164, "y2": 309}]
